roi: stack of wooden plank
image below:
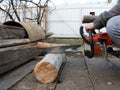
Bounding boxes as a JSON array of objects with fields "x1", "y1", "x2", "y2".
[{"x1": 0, "y1": 23, "x2": 46, "y2": 75}]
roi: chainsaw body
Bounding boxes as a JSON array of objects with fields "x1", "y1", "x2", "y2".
[
  {"x1": 86, "y1": 33, "x2": 113, "y2": 45},
  {"x1": 80, "y1": 26, "x2": 114, "y2": 58}
]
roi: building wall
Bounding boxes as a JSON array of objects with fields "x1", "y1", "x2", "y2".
[{"x1": 47, "y1": 3, "x2": 113, "y2": 38}]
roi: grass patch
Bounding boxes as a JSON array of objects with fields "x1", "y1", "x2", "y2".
[{"x1": 47, "y1": 38, "x2": 83, "y2": 45}]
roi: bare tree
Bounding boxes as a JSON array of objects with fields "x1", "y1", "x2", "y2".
[
  {"x1": 10, "y1": 0, "x2": 21, "y2": 21},
  {"x1": 0, "y1": 0, "x2": 22, "y2": 21},
  {"x1": 22, "y1": 0, "x2": 50, "y2": 25},
  {"x1": 0, "y1": 0, "x2": 50, "y2": 25},
  {"x1": 0, "y1": 0, "x2": 15, "y2": 21}
]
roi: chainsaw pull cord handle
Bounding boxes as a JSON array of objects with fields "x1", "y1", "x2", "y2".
[{"x1": 80, "y1": 26, "x2": 94, "y2": 58}]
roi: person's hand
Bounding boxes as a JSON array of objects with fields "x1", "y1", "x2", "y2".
[{"x1": 85, "y1": 22, "x2": 95, "y2": 32}]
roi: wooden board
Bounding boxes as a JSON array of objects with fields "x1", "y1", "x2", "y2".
[
  {"x1": 56, "y1": 57, "x2": 94, "y2": 90},
  {"x1": 9, "y1": 72, "x2": 57, "y2": 90},
  {"x1": 0, "y1": 60, "x2": 39, "y2": 90},
  {"x1": 0, "y1": 43, "x2": 42, "y2": 75},
  {"x1": 85, "y1": 57, "x2": 120, "y2": 90},
  {"x1": 0, "y1": 39, "x2": 30, "y2": 48}
]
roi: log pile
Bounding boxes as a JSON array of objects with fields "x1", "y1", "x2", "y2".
[{"x1": 0, "y1": 21, "x2": 46, "y2": 75}]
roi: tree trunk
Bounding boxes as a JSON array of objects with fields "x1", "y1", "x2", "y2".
[{"x1": 34, "y1": 54, "x2": 65, "y2": 84}]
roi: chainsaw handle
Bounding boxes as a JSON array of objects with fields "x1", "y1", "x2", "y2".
[
  {"x1": 80, "y1": 26, "x2": 94, "y2": 58},
  {"x1": 88, "y1": 29, "x2": 94, "y2": 58},
  {"x1": 80, "y1": 26, "x2": 90, "y2": 44}
]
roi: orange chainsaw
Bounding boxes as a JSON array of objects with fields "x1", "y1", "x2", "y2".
[
  {"x1": 80, "y1": 15, "x2": 120, "y2": 58},
  {"x1": 80, "y1": 26, "x2": 120, "y2": 58}
]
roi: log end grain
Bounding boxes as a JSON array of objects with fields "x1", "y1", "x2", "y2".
[
  {"x1": 34, "y1": 62, "x2": 58, "y2": 84},
  {"x1": 37, "y1": 42, "x2": 48, "y2": 49}
]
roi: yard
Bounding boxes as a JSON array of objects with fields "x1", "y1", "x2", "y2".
[{"x1": 0, "y1": 38, "x2": 120, "y2": 90}]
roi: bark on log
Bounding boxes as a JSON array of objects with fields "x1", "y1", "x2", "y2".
[
  {"x1": 2, "y1": 21, "x2": 46, "y2": 41},
  {"x1": 82, "y1": 15, "x2": 98, "y2": 23},
  {"x1": 37, "y1": 42, "x2": 68, "y2": 49},
  {"x1": 0, "y1": 25, "x2": 27, "y2": 39},
  {"x1": 19, "y1": 22, "x2": 46, "y2": 41},
  {"x1": 34, "y1": 54, "x2": 65, "y2": 84},
  {"x1": 0, "y1": 43, "x2": 43, "y2": 75}
]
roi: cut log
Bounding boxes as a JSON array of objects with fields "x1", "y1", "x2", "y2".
[
  {"x1": 0, "y1": 43, "x2": 43, "y2": 75},
  {"x1": 34, "y1": 54, "x2": 65, "y2": 84},
  {"x1": 82, "y1": 15, "x2": 98, "y2": 23},
  {"x1": 37, "y1": 42, "x2": 68, "y2": 49},
  {"x1": 0, "y1": 25, "x2": 27, "y2": 39}
]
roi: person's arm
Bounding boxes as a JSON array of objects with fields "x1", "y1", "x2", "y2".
[
  {"x1": 85, "y1": 1, "x2": 120, "y2": 31},
  {"x1": 94, "y1": 1, "x2": 120, "y2": 29}
]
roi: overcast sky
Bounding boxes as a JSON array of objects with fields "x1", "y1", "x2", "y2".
[{"x1": 49, "y1": 0, "x2": 117, "y2": 5}]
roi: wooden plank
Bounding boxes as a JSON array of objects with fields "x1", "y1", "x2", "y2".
[
  {"x1": 56, "y1": 57, "x2": 94, "y2": 90},
  {"x1": 0, "y1": 60, "x2": 39, "y2": 90},
  {"x1": 9, "y1": 72, "x2": 57, "y2": 90},
  {"x1": 108, "y1": 57, "x2": 120, "y2": 68},
  {"x1": 0, "y1": 43, "x2": 42, "y2": 74},
  {"x1": 0, "y1": 39, "x2": 30, "y2": 48},
  {"x1": 85, "y1": 57, "x2": 120, "y2": 90}
]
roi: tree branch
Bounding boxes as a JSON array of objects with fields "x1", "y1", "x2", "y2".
[
  {"x1": 0, "y1": 7, "x2": 15, "y2": 21},
  {"x1": 0, "y1": 0, "x2": 4, "y2": 3},
  {"x1": 10, "y1": 0, "x2": 21, "y2": 21}
]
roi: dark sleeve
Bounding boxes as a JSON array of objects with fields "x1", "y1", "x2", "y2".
[{"x1": 93, "y1": 1, "x2": 120, "y2": 29}]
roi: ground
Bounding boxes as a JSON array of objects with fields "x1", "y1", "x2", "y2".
[{"x1": 8, "y1": 55, "x2": 120, "y2": 90}]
